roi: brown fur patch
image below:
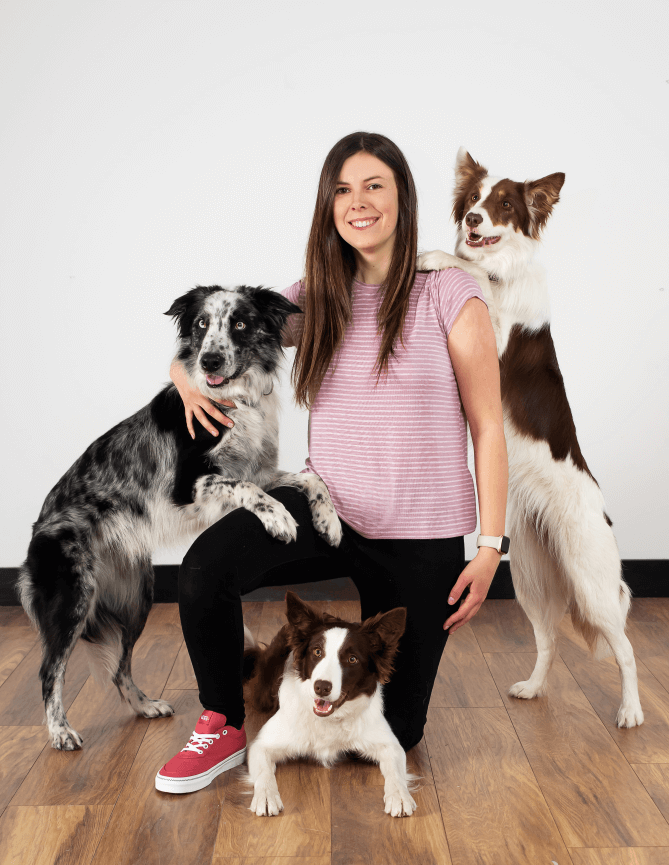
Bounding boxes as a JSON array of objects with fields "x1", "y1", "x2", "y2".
[
  {"x1": 523, "y1": 173, "x2": 565, "y2": 238},
  {"x1": 501, "y1": 324, "x2": 597, "y2": 483}
]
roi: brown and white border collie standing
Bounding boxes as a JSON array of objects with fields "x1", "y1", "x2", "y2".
[
  {"x1": 243, "y1": 592, "x2": 417, "y2": 817},
  {"x1": 418, "y1": 148, "x2": 643, "y2": 728}
]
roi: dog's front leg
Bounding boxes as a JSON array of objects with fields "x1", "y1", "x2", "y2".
[
  {"x1": 247, "y1": 730, "x2": 284, "y2": 816},
  {"x1": 267, "y1": 472, "x2": 342, "y2": 547},
  {"x1": 363, "y1": 732, "x2": 417, "y2": 817},
  {"x1": 193, "y1": 476, "x2": 298, "y2": 542},
  {"x1": 378, "y1": 743, "x2": 417, "y2": 817}
]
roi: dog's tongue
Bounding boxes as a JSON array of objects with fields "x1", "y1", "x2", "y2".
[
  {"x1": 206, "y1": 374, "x2": 225, "y2": 386},
  {"x1": 315, "y1": 699, "x2": 331, "y2": 711}
]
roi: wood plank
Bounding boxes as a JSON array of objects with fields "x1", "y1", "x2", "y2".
[
  {"x1": 164, "y1": 641, "x2": 195, "y2": 690},
  {"x1": 0, "y1": 608, "x2": 37, "y2": 689},
  {"x1": 214, "y1": 760, "x2": 330, "y2": 859},
  {"x1": 143, "y1": 603, "x2": 182, "y2": 634},
  {"x1": 558, "y1": 618, "x2": 669, "y2": 763},
  {"x1": 211, "y1": 856, "x2": 330, "y2": 865},
  {"x1": 431, "y1": 621, "x2": 504, "y2": 708},
  {"x1": 625, "y1": 618, "x2": 669, "y2": 697},
  {"x1": 0, "y1": 727, "x2": 46, "y2": 814},
  {"x1": 0, "y1": 639, "x2": 90, "y2": 727},
  {"x1": 631, "y1": 763, "x2": 669, "y2": 822},
  {"x1": 256, "y1": 601, "x2": 290, "y2": 646},
  {"x1": 569, "y1": 850, "x2": 669, "y2": 865},
  {"x1": 626, "y1": 597, "x2": 669, "y2": 624},
  {"x1": 0, "y1": 804, "x2": 112, "y2": 865},
  {"x1": 331, "y1": 770, "x2": 451, "y2": 865},
  {"x1": 425, "y1": 707, "x2": 569, "y2": 865},
  {"x1": 90, "y1": 690, "x2": 228, "y2": 865},
  {"x1": 485, "y1": 651, "x2": 669, "y2": 847},
  {"x1": 468, "y1": 598, "x2": 537, "y2": 653},
  {"x1": 10, "y1": 627, "x2": 180, "y2": 806}
]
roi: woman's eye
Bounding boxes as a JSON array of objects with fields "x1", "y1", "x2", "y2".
[
  {"x1": 198, "y1": 319, "x2": 207, "y2": 329},
  {"x1": 368, "y1": 183, "x2": 381, "y2": 190},
  {"x1": 335, "y1": 187, "x2": 348, "y2": 194},
  {"x1": 235, "y1": 321, "x2": 246, "y2": 330}
]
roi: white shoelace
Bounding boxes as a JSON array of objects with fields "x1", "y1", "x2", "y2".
[{"x1": 182, "y1": 731, "x2": 222, "y2": 754}]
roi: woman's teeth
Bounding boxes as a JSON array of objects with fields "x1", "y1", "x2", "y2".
[{"x1": 350, "y1": 218, "x2": 378, "y2": 228}]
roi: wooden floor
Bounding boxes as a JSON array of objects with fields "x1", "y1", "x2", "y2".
[{"x1": 2, "y1": 599, "x2": 669, "y2": 865}]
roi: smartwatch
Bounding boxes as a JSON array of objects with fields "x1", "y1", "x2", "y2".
[{"x1": 476, "y1": 535, "x2": 510, "y2": 554}]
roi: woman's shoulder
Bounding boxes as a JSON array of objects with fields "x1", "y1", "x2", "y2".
[
  {"x1": 424, "y1": 266, "x2": 488, "y2": 335},
  {"x1": 280, "y1": 280, "x2": 304, "y2": 305}
]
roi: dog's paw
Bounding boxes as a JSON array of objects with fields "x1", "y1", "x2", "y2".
[
  {"x1": 417, "y1": 250, "x2": 459, "y2": 272},
  {"x1": 508, "y1": 679, "x2": 546, "y2": 700},
  {"x1": 616, "y1": 703, "x2": 644, "y2": 728},
  {"x1": 384, "y1": 787, "x2": 417, "y2": 817},
  {"x1": 141, "y1": 699, "x2": 175, "y2": 719},
  {"x1": 50, "y1": 725, "x2": 84, "y2": 751},
  {"x1": 250, "y1": 784, "x2": 284, "y2": 816},
  {"x1": 311, "y1": 501, "x2": 343, "y2": 547},
  {"x1": 255, "y1": 500, "x2": 298, "y2": 544}
]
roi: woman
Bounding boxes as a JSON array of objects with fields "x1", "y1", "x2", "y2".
[{"x1": 155, "y1": 132, "x2": 507, "y2": 793}]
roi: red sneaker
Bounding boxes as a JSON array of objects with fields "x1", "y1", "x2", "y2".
[{"x1": 155, "y1": 710, "x2": 246, "y2": 794}]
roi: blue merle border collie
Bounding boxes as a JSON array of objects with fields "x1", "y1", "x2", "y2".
[{"x1": 18, "y1": 285, "x2": 342, "y2": 751}]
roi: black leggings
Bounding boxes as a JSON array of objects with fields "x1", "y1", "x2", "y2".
[{"x1": 178, "y1": 486, "x2": 465, "y2": 751}]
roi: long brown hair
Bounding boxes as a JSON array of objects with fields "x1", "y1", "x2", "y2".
[{"x1": 292, "y1": 132, "x2": 418, "y2": 409}]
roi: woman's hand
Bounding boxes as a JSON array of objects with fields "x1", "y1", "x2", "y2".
[
  {"x1": 443, "y1": 547, "x2": 501, "y2": 634},
  {"x1": 170, "y1": 360, "x2": 236, "y2": 439}
]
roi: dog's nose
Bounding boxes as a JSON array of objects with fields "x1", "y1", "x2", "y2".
[
  {"x1": 465, "y1": 212, "x2": 483, "y2": 228},
  {"x1": 314, "y1": 680, "x2": 332, "y2": 698},
  {"x1": 200, "y1": 353, "x2": 223, "y2": 372}
]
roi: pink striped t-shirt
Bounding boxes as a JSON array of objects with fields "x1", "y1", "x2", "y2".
[{"x1": 281, "y1": 269, "x2": 488, "y2": 539}]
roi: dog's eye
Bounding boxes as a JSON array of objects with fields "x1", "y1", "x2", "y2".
[
  {"x1": 471, "y1": 194, "x2": 479, "y2": 201},
  {"x1": 313, "y1": 648, "x2": 322, "y2": 657},
  {"x1": 348, "y1": 655, "x2": 358, "y2": 664},
  {"x1": 198, "y1": 319, "x2": 207, "y2": 329},
  {"x1": 503, "y1": 200, "x2": 510, "y2": 208},
  {"x1": 235, "y1": 321, "x2": 246, "y2": 330}
]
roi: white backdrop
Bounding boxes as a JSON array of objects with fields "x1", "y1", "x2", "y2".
[{"x1": 1, "y1": 0, "x2": 667, "y2": 566}]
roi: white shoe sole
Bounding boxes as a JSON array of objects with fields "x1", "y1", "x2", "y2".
[{"x1": 155, "y1": 746, "x2": 247, "y2": 794}]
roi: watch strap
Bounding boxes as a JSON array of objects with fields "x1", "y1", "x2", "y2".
[{"x1": 477, "y1": 534, "x2": 510, "y2": 554}]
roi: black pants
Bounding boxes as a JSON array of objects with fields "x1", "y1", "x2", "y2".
[{"x1": 178, "y1": 487, "x2": 465, "y2": 751}]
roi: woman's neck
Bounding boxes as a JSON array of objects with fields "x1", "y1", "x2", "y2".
[{"x1": 353, "y1": 249, "x2": 392, "y2": 286}]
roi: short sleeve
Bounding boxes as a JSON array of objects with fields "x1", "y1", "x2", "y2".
[
  {"x1": 280, "y1": 280, "x2": 305, "y2": 348},
  {"x1": 429, "y1": 268, "x2": 488, "y2": 337}
]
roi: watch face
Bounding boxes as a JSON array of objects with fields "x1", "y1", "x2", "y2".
[{"x1": 501, "y1": 536, "x2": 510, "y2": 554}]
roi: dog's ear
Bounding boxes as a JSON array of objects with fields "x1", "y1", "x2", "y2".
[
  {"x1": 245, "y1": 287, "x2": 303, "y2": 333},
  {"x1": 164, "y1": 286, "x2": 222, "y2": 340},
  {"x1": 452, "y1": 147, "x2": 488, "y2": 226},
  {"x1": 523, "y1": 172, "x2": 565, "y2": 238},
  {"x1": 285, "y1": 591, "x2": 320, "y2": 634},
  {"x1": 359, "y1": 607, "x2": 407, "y2": 684}
]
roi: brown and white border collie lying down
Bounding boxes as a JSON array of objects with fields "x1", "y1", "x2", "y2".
[
  {"x1": 242, "y1": 592, "x2": 417, "y2": 817},
  {"x1": 418, "y1": 148, "x2": 643, "y2": 728}
]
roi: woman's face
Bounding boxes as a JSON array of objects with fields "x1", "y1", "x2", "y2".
[{"x1": 333, "y1": 151, "x2": 399, "y2": 267}]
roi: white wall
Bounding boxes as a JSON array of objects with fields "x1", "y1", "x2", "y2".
[{"x1": 1, "y1": 0, "x2": 667, "y2": 566}]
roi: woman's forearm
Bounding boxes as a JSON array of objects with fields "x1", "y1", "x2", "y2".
[{"x1": 471, "y1": 422, "x2": 508, "y2": 540}]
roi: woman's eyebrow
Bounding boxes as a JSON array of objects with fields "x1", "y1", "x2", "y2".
[{"x1": 336, "y1": 175, "x2": 384, "y2": 185}]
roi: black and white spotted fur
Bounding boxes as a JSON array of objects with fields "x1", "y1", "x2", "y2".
[{"x1": 18, "y1": 284, "x2": 342, "y2": 751}]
